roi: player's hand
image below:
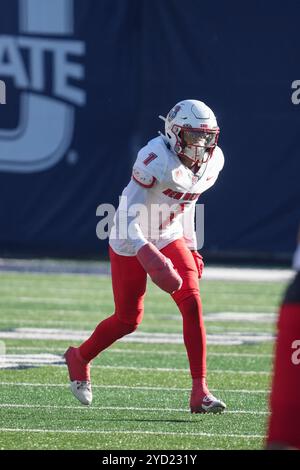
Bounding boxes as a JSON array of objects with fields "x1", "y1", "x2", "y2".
[
  {"x1": 191, "y1": 250, "x2": 204, "y2": 279},
  {"x1": 137, "y1": 243, "x2": 183, "y2": 294}
]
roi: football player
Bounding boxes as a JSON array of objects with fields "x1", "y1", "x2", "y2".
[
  {"x1": 266, "y1": 229, "x2": 300, "y2": 449},
  {"x1": 64, "y1": 99, "x2": 226, "y2": 413}
]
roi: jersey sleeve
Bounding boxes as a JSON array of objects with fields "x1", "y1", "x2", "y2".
[
  {"x1": 115, "y1": 179, "x2": 149, "y2": 254},
  {"x1": 132, "y1": 143, "x2": 168, "y2": 187}
]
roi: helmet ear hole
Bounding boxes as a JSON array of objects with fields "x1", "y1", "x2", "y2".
[{"x1": 167, "y1": 133, "x2": 172, "y2": 139}]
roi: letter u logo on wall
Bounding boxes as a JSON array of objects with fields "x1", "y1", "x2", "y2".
[{"x1": 0, "y1": 0, "x2": 86, "y2": 173}]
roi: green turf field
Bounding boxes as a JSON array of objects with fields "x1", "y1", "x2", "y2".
[{"x1": 0, "y1": 270, "x2": 286, "y2": 450}]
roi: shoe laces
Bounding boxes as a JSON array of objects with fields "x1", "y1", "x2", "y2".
[
  {"x1": 76, "y1": 381, "x2": 91, "y2": 391},
  {"x1": 203, "y1": 394, "x2": 214, "y2": 403},
  {"x1": 206, "y1": 392, "x2": 219, "y2": 400}
]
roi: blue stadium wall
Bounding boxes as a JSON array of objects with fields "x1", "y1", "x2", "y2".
[{"x1": 0, "y1": 0, "x2": 299, "y2": 261}]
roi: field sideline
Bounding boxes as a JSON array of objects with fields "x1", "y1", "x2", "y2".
[{"x1": 0, "y1": 266, "x2": 288, "y2": 450}]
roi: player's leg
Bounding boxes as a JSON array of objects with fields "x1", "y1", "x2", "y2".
[
  {"x1": 64, "y1": 246, "x2": 147, "y2": 404},
  {"x1": 79, "y1": 247, "x2": 147, "y2": 359},
  {"x1": 162, "y1": 239, "x2": 206, "y2": 379},
  {"x1": 266, "y1": 273, "x2": 300, "y2": 449},
  {"x1": 161, "y1": 238, "x2": 226, "y2": 413}
]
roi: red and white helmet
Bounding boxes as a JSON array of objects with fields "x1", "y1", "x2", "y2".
[{"x1": 160, "y1": 99, "x2": 220, "y2": 164}]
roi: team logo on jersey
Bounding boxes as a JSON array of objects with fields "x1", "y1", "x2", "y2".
[
  {"x1": 0, "y1": 0, "x2": 86, "y2": 173},
  {"x1": 167, "y1": 105, "x2": 181, "y2": 122},
  {"x1": 173, "y1": 168, "x2": 183, "y2": 182}
]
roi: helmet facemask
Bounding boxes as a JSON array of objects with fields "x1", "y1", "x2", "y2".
[{"x1": 173, "y1": 125, "x2": 220, "y2": 164}]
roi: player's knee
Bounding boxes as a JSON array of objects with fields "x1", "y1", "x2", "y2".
[
  {"x1": 126, "y1": 322, "x2": 139, "y2": 334},
  {"x1": 119, "y1": 320, "x2": 139, "y2": 335},
  {"x1": 174, "y1": 293, "x2": 202, "y2": 321},
  {"x1": 182, "y1": 295, "x2": 202, "y2": 314},
  {"x1": 173, "y1": 289, "x2": 201, "y2": 309},
  {"x1": 115, "y1": 312, "x2": 142, "y2": 334}
]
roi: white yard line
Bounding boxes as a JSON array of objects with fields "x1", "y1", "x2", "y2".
[
  {"x1": 0, "y1": 328, "x2": 275, "y2": 346},
  {"x1": 0, "y1": 403, "x2": 268, "y2": 415},
  {"x1": 0, "y1": 319, "x2": 97, "y2": 327},
  {"x1": 0, "y1": 381, "x2": 269, "y2": 394},
  {"x1": 0, "y1": 299, "x2": 272, "y2": 312},
  {"x1": 0, "y1": 258, "x2": 293, "y2": 282},
  {"x1": 0, "y1": 310, "x2": 278, "y2": 323},
  {"x1": 0, "y1": 286, "x2": 112, "y2": 293},
  {"x1": 0, "y1": 358, "x2": 270, "y2": 375},
  {"x1": 4, "y1": 346, "x2": 273, "y2": 358},
  {"x1": 87, "y1": 365, "x2": 271, "y2": 375},
  {"x1": 204, "y1": 312, "x2": 276, "y2": 322},
  {"x1": 0, "y1": 297, "x2": 96, "y2": 304},
  {"x1": 203, "y1": 267, "x2": 293, "y2": 282},
  {"x1": 0, "y1": 427, "x2": 264, "y2": 439}
]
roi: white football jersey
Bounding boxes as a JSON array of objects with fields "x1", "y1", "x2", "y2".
[{"x1": 109, "y1": 135, "x2": 224, "y2": 256}]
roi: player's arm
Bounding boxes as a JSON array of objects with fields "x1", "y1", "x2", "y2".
[
  {"x1": 120, "y1": 171, "x2": 182, "y2": 294},
  {"x1": 117, "y1": 147, "x2": 161, "y2": 254},
  {"x1": 182, "y1": 201, "x2": 204, "y2": 279}
]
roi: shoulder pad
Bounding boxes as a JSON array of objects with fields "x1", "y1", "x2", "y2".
[
  {"x1": 133, "y1": 137, "x2": 168, "y2": 182},
  {"x1": 213, "y1": 146, "x2": 225, "y2": 172},
  {"x1": 203, "y1": 146, "x2": 224, "y2": 183}
]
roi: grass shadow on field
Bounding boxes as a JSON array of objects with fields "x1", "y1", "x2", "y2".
[{"x1": 96, "y1": 417, "x2": 195, "y2": 424}]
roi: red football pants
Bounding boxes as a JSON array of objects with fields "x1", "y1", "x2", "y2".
[
  {"x1": 267, "y1": 303, "x2": 300, "y2": 449},
  {"x1": 79, "y1": 238, "x2": 206, "y2": 379}
]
